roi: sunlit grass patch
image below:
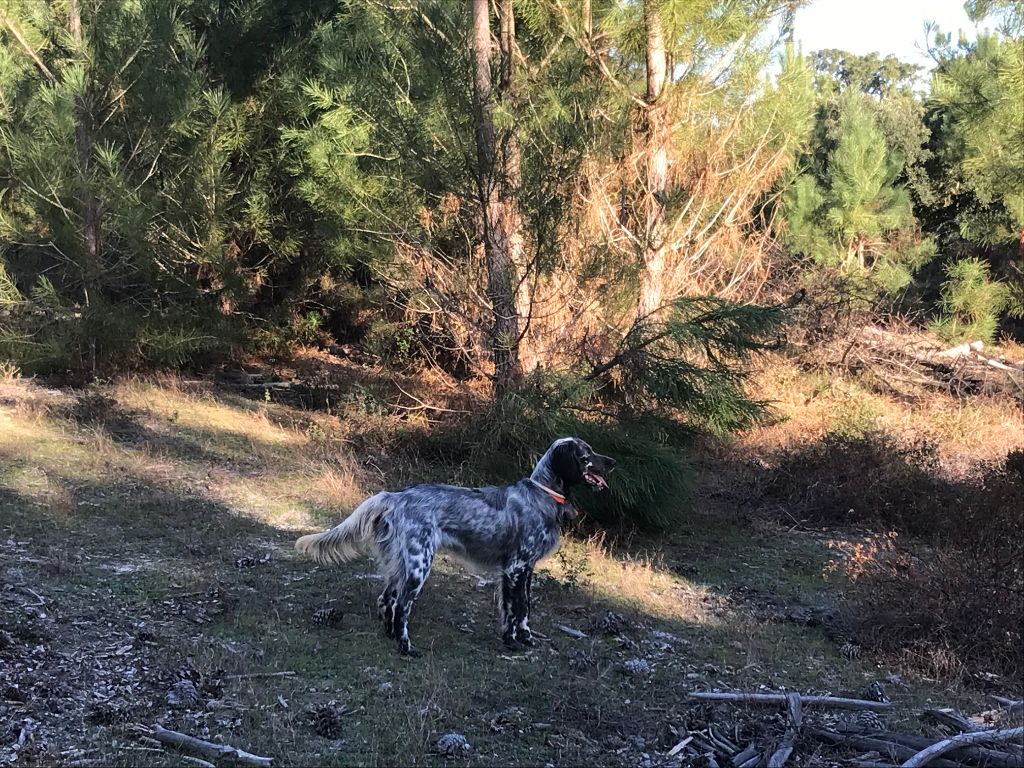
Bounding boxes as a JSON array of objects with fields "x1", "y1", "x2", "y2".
[
  {"x1": 541, "y1": 534, "x2": 720, "y2": 626},
  {"x1": 112, "y1": 380, "x2": 308, "y2": 451}
]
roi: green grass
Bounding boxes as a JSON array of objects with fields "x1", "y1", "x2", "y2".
[{"x1": 0, "y1": 377, "x2": 996, "y2": 767}]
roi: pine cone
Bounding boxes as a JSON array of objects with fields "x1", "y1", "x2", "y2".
[
  {"x1": 839, "y1": 641, "x2": 862, "y2": 659},
  {"x1": 311, "y1": 607, "x2": 341, "y2": 627},
  {"x1": 166, "y1": 679, "x2": 200, "y2": 708},
  {"x1": 855, "y1": 710, "x2": 885, "y2": 731},
  {"x1": 862, "y1": 680, "x2": 889, "y2": 703},
  {"x1": 309, "y1": 702, "x2": 347, "y2": 739}
]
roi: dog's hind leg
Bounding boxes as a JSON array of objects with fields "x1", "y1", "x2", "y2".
[
  {"x1": 393, "y1": 542, "x2": 434, "y2": 657},
  {"x1": 393, "y1": 570, "x2": 428, "y2": 656},
  {"x1": 377, "y1": 585, "x2": 399, "y2": 638}
]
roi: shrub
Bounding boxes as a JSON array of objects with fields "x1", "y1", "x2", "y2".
[
  {"x1": 827, "y1": 451, "x2": 1024, "y2": 678},
  {"x1": 930, "y1": 257, "x2": 1011, "y2": 344},
  {"x1": 759, "y1": 429, "x2": 949, "y2": 537}
]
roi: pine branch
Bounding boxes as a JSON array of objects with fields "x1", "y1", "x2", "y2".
[{"x1": 1, "y1": 12, "x2": 55, "y2": 81}]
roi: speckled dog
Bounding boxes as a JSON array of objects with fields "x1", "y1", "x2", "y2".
[{"x1": 295, "y1": 437, "x2": 615, "y2": 655}]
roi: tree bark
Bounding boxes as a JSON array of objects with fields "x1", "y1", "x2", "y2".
[
  {"x1": 497, "y1": 0, "x2": 531, "y2": 346},
  {"x1": 69, "y1": 0, "x2": 101, "y2": 319},
  {"x1": 638, "y1": 0, "x2": 670, "y2": 319},
  {"x1": 471, "y1": 0, "x2": 522, "y2": 392}
]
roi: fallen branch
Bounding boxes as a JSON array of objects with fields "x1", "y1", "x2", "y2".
[
  {"x1": 687, "y1": 691, "x2": 893, "y2": 711},
  {"x1": 838, "y1": 727, "x2": 1024, "y2": 768},
  {"x1": 992, "y1": 696, "x2": 1024, "y2": 715},
  {"x1": 731, "y1": 743, "x2": 758, "y2": 767},
  {"x1": 901, "y1": 726, "x2": 1024, "y2": 768},
  {"x1": 667, "y1": 736, "x2": 693, "y2": 757},
  {"x1": 810, "y1": 729, "x2": 958, "y2": 768},
  {"x1": 923, "y1": 708, "x2": 984, "y2": 733},
  {"x1": 767, "y1": 692, "x2": 802, "y2": 768},
  {"x1": 148, "y1": 725, "x2": 273, "y2": 767},
  {"x1": 222, "y1": 671, "x2": 296, "y2": 680},
  {"x1": 554, "y1": 623, "x2": 588, "y2": 639}
]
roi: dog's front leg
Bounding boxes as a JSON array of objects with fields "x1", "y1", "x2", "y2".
[
  {"x1": 519, "y1": 568, "x2": 534, "y2": 645},
  {"x1": 500, "y1": 567, "x2": 534, "y2": 648}
]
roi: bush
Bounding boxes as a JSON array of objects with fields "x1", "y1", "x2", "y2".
[
  {"x1": 930, "y1": 257, "x2": 1011, "y2": 344},
  {"x1": 759, "y1": 429, "x2": 950, "y2": 537},
  {"x1": 827, "y1": 451, "x2": 1024, "y2": 678}
]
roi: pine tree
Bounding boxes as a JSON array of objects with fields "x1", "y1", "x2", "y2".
[{"x1": 781, "y1": 93, "x2": 934, "y2": 297}]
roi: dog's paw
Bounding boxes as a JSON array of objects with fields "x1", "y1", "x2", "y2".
[
  {"x1": 517, "y1": 630, "x2": 536, "y2": 648},
  {"x1": 399, "y1": 641, "x2": 422, "y2": 658}
]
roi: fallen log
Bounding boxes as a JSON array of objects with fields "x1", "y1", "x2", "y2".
[
  {"x1": 687, "y1": 691, "x2": 892, "y2": 711},
  {"x1": 148, "y1": 725, "x2": 273, "y2": 767},
  {"x1": 934, "y1": 340, "x2": 985, "y2": 359},
  {"x1": 901, "y1": 726, "x2": 1024, "y2": 768}
]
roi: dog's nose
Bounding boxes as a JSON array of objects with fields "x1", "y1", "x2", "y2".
[{"x1": 604, "y1": 456, "x2": 617, "y2": 471}]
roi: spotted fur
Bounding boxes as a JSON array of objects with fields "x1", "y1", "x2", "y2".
[{"x1": 295, "y1": 437, "x2": 615, "y2": 655}]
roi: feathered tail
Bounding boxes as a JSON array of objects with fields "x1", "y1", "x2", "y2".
[{"x1": 295, "y1": 493, "x2": 390, "y2": 565}]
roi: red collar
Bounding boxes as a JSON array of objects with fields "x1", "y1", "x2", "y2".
[{"x1": 531, "y1": 480, "x2": 566, "y2": 504}]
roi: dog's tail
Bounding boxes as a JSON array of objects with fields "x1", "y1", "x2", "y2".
[{"x1": 295, "y1": 493, "x2": 390, "y2": 565}]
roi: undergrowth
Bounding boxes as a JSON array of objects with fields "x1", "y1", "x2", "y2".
[{"x1": 765, "y1": 429, "x2": 1024, "y2": 679}]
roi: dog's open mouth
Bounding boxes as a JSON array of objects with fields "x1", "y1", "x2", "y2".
[{"x1": 583, "y1": 470, "x2": 608, "y2": 490}]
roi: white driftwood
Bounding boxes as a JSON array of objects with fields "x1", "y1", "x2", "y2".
[
  {"x1": 901, "y1": 726, "x2": 1024, "y2": 767},
  {"x1": 149, "y1": 725, "x2": 273, "y2": 767},
  {"x1": 687, "y1": 691, "x2": 893, "y2": 711}
]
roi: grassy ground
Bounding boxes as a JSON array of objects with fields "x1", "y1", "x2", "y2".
[{"x1": 0, "y1": 369, "x2": 1018, "y2": 767}]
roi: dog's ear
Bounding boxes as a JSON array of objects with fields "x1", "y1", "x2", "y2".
[{"x1": 550, "y1": 439, "x2": 583, "y2": 484}]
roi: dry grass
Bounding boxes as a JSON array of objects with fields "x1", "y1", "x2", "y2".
[
  {"x1": 542, "y1": 534, "x2": 720, "y2": 625},
  {"x1": 741, "y1": 357, "x2": 1023, "y2": 466}
]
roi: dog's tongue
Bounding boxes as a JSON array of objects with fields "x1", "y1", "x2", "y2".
[{"x1": 586, "y1": 471, "x2": 608, "y2": 489}]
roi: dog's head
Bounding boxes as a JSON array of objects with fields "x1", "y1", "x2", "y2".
[{"x1": 547, "y1": 437, "x2": 616, "y2": 491}]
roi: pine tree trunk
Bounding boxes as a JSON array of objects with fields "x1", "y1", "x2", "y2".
[
  {"x1": 69, "y1": 0, "x2": 101, "y2": 319},
  {"x1": 497, "y1": 0, "x2": 534, "y2": 365},
  {"x1": 638, "y1": 0, "x2": 669, "y2": 319},
  {"x1": 471, "y1": 0, "x2": 522, "y2": 393}
]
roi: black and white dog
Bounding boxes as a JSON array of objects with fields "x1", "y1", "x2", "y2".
[{"x1": 295, "y1": 437, "x2": 615, "y2": 655}]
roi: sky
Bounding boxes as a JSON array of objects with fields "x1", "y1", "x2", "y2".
[{"x1": 793, "y1": 0, "x2": 976, "y2": 71}]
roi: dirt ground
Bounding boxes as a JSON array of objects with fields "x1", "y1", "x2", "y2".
[{"x1": 1, "y1": 370, "x2": 1019, "y2": 767}]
